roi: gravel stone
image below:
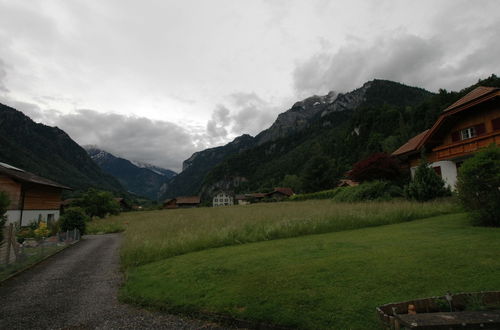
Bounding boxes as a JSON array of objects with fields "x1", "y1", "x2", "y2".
[{"x1": 0, "y1": 234, "x2": 231, "y2": 329}]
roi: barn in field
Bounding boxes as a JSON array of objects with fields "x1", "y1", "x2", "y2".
[
  {"x1": 0, "y1": 162, "x2": 71, "y2": 227},
  {"x1": 393, "y1": 86, "x2": 500, "y2": 189},
  {"x1": 163, "y1": 196, "x2": 201, "y2": 209},
  {"x1": 266, "y1": 187, "x2": 295, "y2": 200}
]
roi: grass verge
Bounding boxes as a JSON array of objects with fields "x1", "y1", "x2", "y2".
[
  {"x1": 117, "y1": 199, "x2": 459, "y2": 268},
  {"x1": 121, "y1": 213, "x2": 500, "y2": 329}
]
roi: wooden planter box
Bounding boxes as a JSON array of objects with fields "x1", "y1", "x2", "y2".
[{"x1": 376, "y1": 291, "x2": 500, "y2": 329}]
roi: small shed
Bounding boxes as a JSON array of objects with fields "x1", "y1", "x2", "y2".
[
  {"x1": 163, "y1": 198, "x2": 177, "y2": 209},
  {"x1": 266, "y1": 187, "x2": 294, "y2": 200},
  {"x1": 164, "y1": 196, "x2": 201, "y2": 209},
  {"x1": 176, "y1": 196, "x2": 201, "y2": 208},
  {"x1": 235, "y1": 194, "x2": 250, "y2": 205}
]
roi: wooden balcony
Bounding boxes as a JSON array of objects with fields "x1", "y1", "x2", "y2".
[{"x1": 432, "y1": 131, "x2": 500, "y2": 161}]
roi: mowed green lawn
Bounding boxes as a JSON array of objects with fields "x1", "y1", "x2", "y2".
[
  {"x1": 88, "y1": 199, "x2": 458, "y2": 268},
  {"x1": 121, "y1": 213, "x2": 500, "y2": 329}
]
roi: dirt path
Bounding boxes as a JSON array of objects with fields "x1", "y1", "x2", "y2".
[{"x1": 0, "y1": 234, "x2": 227, "y2": 329}]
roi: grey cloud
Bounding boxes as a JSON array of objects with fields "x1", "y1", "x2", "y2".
[
  {"x1": 293, "y1": 25, "x2": 500, "y2": 95},
  {"x1": 228, "y1": 92, "x2": 277, "y2": 136},
  {"x1": 205, "y1": 92, "x2": 280, "y2": 143},
  {"x1": 52, "y1": 110, "x2": 197, "y2": 172},
  {"x1": 0, "y1": 59, "x2": 7, "y2": 92},
  {"x1": 206, "y1": 104, "x2": 231, "y2": 143}
]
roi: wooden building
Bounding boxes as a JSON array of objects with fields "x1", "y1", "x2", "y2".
[
  {"x1": 265, "y1": 187, "x2": 295, "y2": 200},
  {"x1": 0, "y1": 162, "x2": 71, "y2": 227},
  {"x1": 393, "y1": 86, "x2": 500, "y2": 189},
  {"x1": 163, "y1": 196, "x2": 201, "y2": 209}
]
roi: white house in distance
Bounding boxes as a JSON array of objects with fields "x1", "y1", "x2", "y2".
[
  {"x1": 0, "y1": 162, "x2": 71, "y2": 226},
  {"x1": 213, "y1": 191, "x2": 234, "y2": 207}
]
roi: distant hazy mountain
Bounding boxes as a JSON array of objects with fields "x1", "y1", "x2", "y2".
[
  {"x1": 0, "y1": 103, "x2": 125, "y2": 193},
  {"x1": 85, "y1": 147, "x2": 176, "y2": 200}
]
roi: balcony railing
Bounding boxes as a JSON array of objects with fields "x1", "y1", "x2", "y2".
[{"x1": 432, "y1": 131, "x2": 500, "y2": 161}]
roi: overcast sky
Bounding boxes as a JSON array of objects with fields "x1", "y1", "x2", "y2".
[{"x1": 0, "y1": 0, "x2": 499, "y2": 172}]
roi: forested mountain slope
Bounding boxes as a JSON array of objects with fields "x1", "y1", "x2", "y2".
[
  {"x1": 86, "y1": 147, "x2": 176, "y2": 200},
  {"x1": 0, "y1": 104, "x2": 125, "y2": 194}
]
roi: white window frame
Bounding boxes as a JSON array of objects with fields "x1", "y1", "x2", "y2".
[{"x1": 460, "y1": 127, "x2": 476, "y2": 140}]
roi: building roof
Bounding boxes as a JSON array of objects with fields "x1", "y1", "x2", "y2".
[
  {"x1": 393, "y1": 86, "x2": 500, "y2": 157},
  {"x1": 0, "y1": 162, "x2": 71, "y2": 190},
  {"x1": 392, "y1": 129, "x2": 429, "y2": 156},
  {"x1": 248, "y1": 193, "x2": 266, "y2": 198},
  {"x1": 337, "y1": 179, "x2": 360, "y2": 187},
  {"x1": 269, "y1": 187, "x2": 294, "y2": 196},
  {"x1": 175, "y1": 196, "x2": 201, "y2": 204},
  {"x1": 235, "y1": 194, "x2": 248, "y2": 200},
  {"x1": 444, "y1": 86, "x2": 499, "y2": 112}
]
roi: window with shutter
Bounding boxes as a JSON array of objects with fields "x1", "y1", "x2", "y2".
[
  {"x1": 460, "y1": 127, "x2": 476, "y2": 140},
  {"x1": 474, "y1": 123, "x2": 486, "y2": 136},
  {"x1": 493, "y1": 117, "x2": 500, "y2": 131}
]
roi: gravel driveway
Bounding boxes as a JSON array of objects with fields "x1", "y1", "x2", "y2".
[{"x1": 0, "y1": 234, "x2": 228, "y2": 329}]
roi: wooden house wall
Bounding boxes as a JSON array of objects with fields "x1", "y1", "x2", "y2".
[
  {"x1": 441, "y1": 104, "x2": 500, "y2": 146},
  {"x1": 0, "y1": 175, "x2": 21, "y2": 210},
  {"x1": 23, "y1": 185, "x2": 62, "y2": 210}
]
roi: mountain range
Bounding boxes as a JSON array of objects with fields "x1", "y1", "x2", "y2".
[
  {"x1": 85, "y1": 147, "x2": 176, "y2": 200},
  {"x1": 161, "y1": 76, "x2": 500, "y2": 200},
  {"x1": 1, "y1": 75, "x2": 498, "y2": 202}
]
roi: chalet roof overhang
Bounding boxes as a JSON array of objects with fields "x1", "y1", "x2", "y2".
[
  {"x1": 392, "y1": 87, "x2": 500, "y2": 158},
  {"x1": 0, "y1": 162, "x2": 72, "y2": 190}
]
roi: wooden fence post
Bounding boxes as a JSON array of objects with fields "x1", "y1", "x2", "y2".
[{"x1": 4, "y1": 224, "x2": 12, "y2": 264}]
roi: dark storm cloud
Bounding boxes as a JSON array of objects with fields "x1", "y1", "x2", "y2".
[{"x1": 293, "y1": 25, "x2": 500, "y2": 94}]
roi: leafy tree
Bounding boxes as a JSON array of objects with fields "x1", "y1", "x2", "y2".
[
  {"x1": 60, "y1": 207, "x2": 88, "y2": 234},
  {"x1": 281, "y1": 174, "x2": 303, "y2": 193},
  {"x1": 456, "y1": 145, "x2": 500, "y2": 226},
  {"x1": 348, "y1": 152, "x2": 402, "y2": 182},
  {"x1": 77, "y1": 188, "x2": 120, "y2": 218},
  {"x1": 301, "y1": 155, "x2": 337, "y2": 193},
  {"x1": 0, "y1": 191, "x2": 10, "y2": 242},
  {"x1": 404, "y1": 158, "x2": 451, "y2": 202}
]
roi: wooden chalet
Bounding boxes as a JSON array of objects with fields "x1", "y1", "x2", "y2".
[
  {"x1": 393, "y1": 86, "x2": 500, "y2": 189},
  {"x1": 0, "y1": 162, "x2": 71, "y2": 227},
  {"x1": 163, "y1": 196, "x2": 201, "y2": 209},
  {"x1": 265, "y1": 187, "x2": 295, "y2": 200}
]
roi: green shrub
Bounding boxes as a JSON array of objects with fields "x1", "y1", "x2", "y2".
[
  {"x1": 332, "y1": 180, "x2": 403, "y2": 202},
  {"x1": 404, "y1": 159, "x2": 451, "y2": 202},
  {"x1": 77, "y1": 188, "x2": 120, "y2": 218},
  {"x1": 0, "y1": 191, "x2": 9, "y2": 242},
  {"x1": 60, "y1": 207, "x2": 89, "y2": 234},
  {"x1": 456, "y1": 145, "x2": 500, "y2": 226},
  {"x1": 290, "y1": 188, "x2": 341, "y2": 201}
]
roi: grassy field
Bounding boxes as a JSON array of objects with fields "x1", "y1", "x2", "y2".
[
  {"x1": 88, "y1": 199, "x2": 459, "y2": 268},
  {"x1": 121, "y1": 213, "x2": 500, "y2": 329}
]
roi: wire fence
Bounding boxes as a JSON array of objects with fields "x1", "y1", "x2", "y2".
[{"x1": 0, "y1": 223, "x2": 81, "y2": 280}]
